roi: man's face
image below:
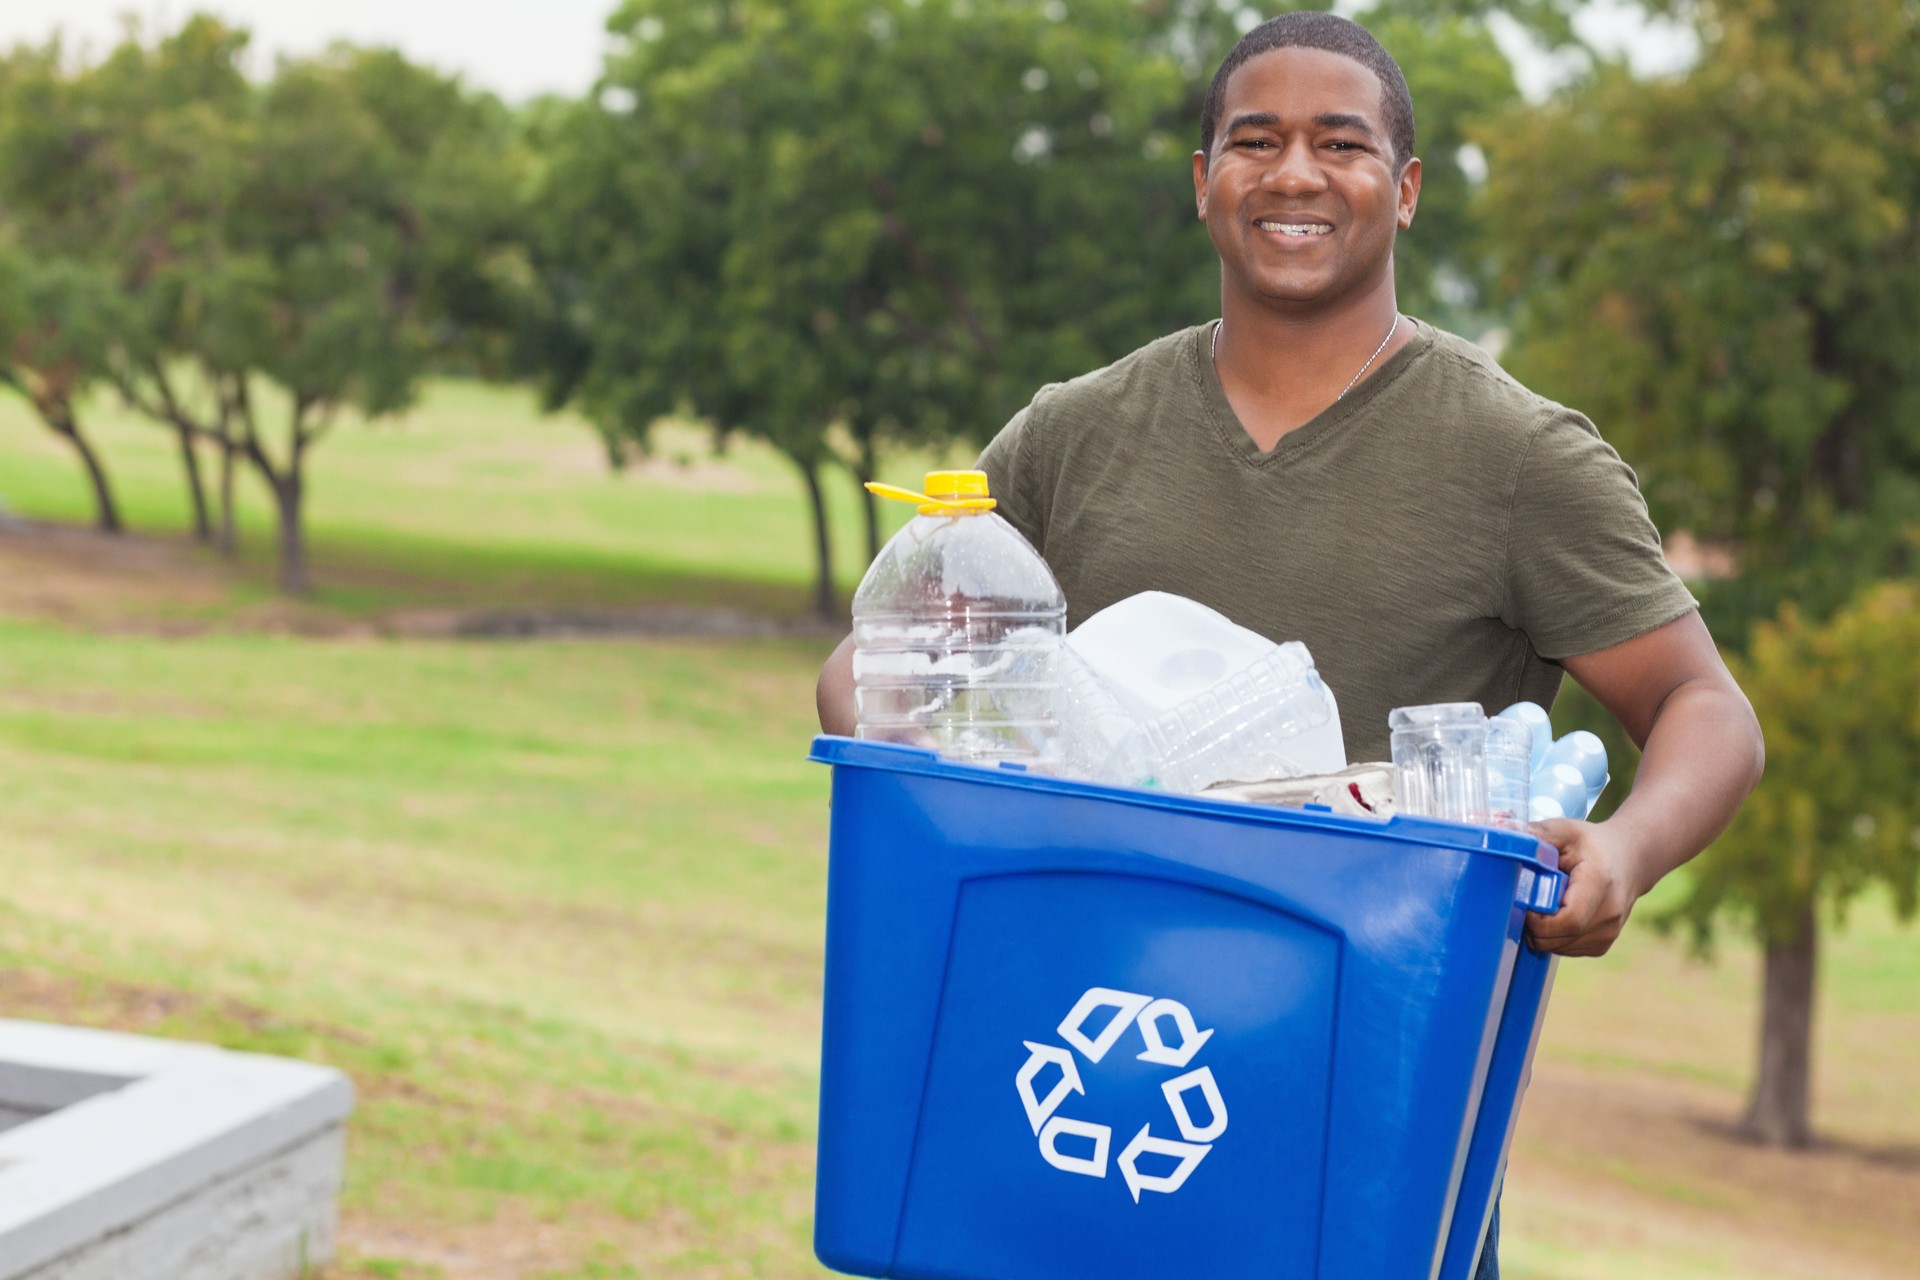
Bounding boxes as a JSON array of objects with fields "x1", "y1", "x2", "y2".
[{"x1": 1192, "y1": 47, "x2": 1420, "y2": 311}]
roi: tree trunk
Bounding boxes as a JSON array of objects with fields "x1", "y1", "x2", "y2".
[
  {"x1": 43, "y1": 401, "x2": 122, "y2": 534},
  {"x1": 795, "y1": 454, "x2": 836, "y2": 622},
  {"x1": 269, "y1": 467, "x2": 309, "y2": 596},
  {"x1": 1740, "y1": 900, "x2": 1817, "y2": 1148},
  {"x1": 855, "y1": 430, "x2": 882, "y2": 565},
  {"x1": 860, "y1": 482, "x2": 880, "y2": 565},
  {"x1": 174, "y1": 423, "x2": 212, "y2": 543},
  {"x1": 216, "y1": 437, "x2": 239, "y2": 557},
  {"x1": 242, "y1": 393, "x2": 312, "y2": 595}
]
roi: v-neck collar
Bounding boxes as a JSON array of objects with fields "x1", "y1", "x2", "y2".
[{"x1": 1188, "y1": 317, "x2": 1433, "y2": 468}]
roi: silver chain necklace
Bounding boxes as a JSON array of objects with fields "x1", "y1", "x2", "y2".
[{"x1": 1211, "y1": 314, "x2": 1402, "y2": 402}]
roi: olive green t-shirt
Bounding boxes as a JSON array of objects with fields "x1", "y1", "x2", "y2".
[{"x1": 977, "y1": 319, "x2": 1697, "y2": 761}]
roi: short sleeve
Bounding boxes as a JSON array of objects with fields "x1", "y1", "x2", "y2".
[
  {"x1": 1502, "y1": 408, "x2": 1698, "y2": 659},
  {"x1": 975, "y1": 386, "x2": 1058, "y2": 552}
]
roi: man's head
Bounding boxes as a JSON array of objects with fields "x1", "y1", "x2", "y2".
[
  {"x1": 1191, "y1": 14, "x2": 1421, "y2": 313},
  {"x1": 1199, "y1": 13, "x2": 1415, "y2": 174}
]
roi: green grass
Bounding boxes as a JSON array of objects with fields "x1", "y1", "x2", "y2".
[
  {"x1": 1, "y1": 379, "x2": 1916, "y2": 1278},
  {"x1": 0, "y1": 620, "x2": 841, "y2": 1277}
]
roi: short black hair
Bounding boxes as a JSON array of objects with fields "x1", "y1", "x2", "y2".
[{"x1": 1198, "y1": 12, "x2": 1415, "y2": 172}]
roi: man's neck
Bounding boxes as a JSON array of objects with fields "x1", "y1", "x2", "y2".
[{"x1": 1211, "y1": 276, "x2": 1409, "y2": 450}]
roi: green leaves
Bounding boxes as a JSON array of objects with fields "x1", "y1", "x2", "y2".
[
  {"x1": 1664, "y1": 583, "x2": 1920, "y2": 951},
  {"x1": 1482, "y1": 0, "x2": 1920, "y2": 643}
]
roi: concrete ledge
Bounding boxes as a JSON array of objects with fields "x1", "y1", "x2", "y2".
[{"x1": 0, "y1": 1020, "x2": 355, "y2": 1280}]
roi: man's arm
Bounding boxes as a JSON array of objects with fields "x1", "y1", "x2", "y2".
[
  {"x1": 817, "y1": 633, "x2": 857, "y2": 736},
  {"x1": 1526, "y1": 609, "x2": 1764, "y2": 956}
]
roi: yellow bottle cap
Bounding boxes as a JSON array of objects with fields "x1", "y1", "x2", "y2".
[
  {"x1": 865, "y1": 470, "x2": 997, "y2": 516},
  {"x1": 923, "y1": 470, "x2": 991, "y2": 500}
]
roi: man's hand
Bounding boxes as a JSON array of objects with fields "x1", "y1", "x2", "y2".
[
  {"x1": 1522, "y1": 610, "x2": 1765, "y2": 959},
  {"x1": 1524, "y1": 817, "x2": 1643, "y2": 957}
]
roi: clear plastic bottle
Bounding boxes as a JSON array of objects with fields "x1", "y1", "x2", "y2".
[
  {"x1": 852, "y1": 470, "x2": 1066, "y2": 766},
  {"x1": 1484, "y1": 715, "x2": 1534, "y2": 829}
]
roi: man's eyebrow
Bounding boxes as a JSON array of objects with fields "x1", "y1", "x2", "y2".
[
  {"x1": 1224, "y1": 111, "x2": 1280, "y2": 133},
  {"x1": 1314, "y1": 112, "x2": 1376, "y2": 136},
  {"x1": 1224, "y1": 110, "x2": 1377, "y2": 137}
]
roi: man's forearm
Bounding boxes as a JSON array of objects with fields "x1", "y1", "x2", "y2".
[{"x1": 1601, "y1": 675, "x2": 1765, "y2": 896}]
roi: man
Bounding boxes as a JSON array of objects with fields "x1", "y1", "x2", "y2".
[{"x1": 817, "y1": 13, "x2": 1763, "y2": 1273}]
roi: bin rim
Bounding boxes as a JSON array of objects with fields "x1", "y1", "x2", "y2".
[{"x1": 811, "y1": 734, "x2": 1560, "y2": 882}]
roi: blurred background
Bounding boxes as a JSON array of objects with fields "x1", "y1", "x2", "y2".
[{"x1": 0, "y1": 1, "x2": 1913, "y2": 1277}]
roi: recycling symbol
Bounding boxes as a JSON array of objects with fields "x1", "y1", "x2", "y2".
[{"x1": 1014, "y1": 987, "x2": 1228, "y2": 1202}]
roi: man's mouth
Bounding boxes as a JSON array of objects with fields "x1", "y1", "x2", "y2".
[{"x1": 1255, "y1": 219, "x2": 1333, "y2": 237}]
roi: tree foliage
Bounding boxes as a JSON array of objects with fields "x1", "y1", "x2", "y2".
[
  {"x1": 0, "y1": 18, "x2": 531, "y2": 590},
  {"x1": 0, "y1": 235, "x2": 128, "y2": 531},
  {"x1": 1481, "y1": 0, "x2": 1920, "y2": 640},
  {"x1": 1670, "y1": 582, "x2": 1920, "y2": 951}
]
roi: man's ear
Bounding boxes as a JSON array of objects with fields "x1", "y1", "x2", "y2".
[
  {"x1": 1397, "y1": 155, "x2": 1422, "y2": 229},
  {"x1": 1192, "y1": 150, "x2": 1209, "y2": 220}
]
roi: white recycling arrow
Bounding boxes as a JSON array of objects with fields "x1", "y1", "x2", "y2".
[
  {"x1": 1161, "y1": 1065, "x2": 1228, "y2": 1143},
  {"x1": 1057, "y1": 988, "x2": 1153, "y2": 1064},
  {"x1": 1134, "y1": 997, "x2": 1214, "y2": 1067},
  {"x1": 1039, "y1": 1116, "x2": 1112, "y2": 1177},
  {"x1": 1117, "y1": 1124, "x2": 1211, "y2": 1202},
  {"x1": 1015, "y1": 1040, "x2": 1084, "y2": 1134}
]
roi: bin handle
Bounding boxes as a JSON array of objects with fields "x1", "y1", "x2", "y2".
[{"x1": 1518, "y1": 866, "x2": 1566, "y2": 914}]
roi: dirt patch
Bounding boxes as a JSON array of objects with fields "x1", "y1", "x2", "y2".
[
  {"x1": 0, "y1": 521, "x2": 835, "y2": 641},
  {"x1": 1510, "y1": 1059, "x2": 1920, "y2": 1277},
  {"x1": 0, "y1": 966, "x2": 372, "y2": 1050},
  {"x1": 0, "y1": 522, "x2": 235, "y2": 629},
  {"x1": 379, "y1": 604, "x2": 834, "y2": 641}
]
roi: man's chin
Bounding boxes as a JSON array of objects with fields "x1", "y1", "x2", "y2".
[{"x1": 1242, "y1": 275, "x2": 1341, "y2": 307}]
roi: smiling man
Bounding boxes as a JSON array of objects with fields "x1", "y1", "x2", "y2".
[{"x1": 816, "y1": 15, "x2": 1762, "y2": 1273}]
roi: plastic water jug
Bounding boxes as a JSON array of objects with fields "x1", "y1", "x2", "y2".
[{"x1": 852, "y1": 471, "x2": 1066, "y2": 765}]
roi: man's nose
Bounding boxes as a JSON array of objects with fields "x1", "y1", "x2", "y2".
[{"x1": 1263, "y1": 138, "x2": 1328, "y2": 195}]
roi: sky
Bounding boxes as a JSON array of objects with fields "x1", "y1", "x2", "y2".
[
  {"x1": 0, "y1": 1, "x2": 1697, "y2": 105},
  {"x1": 0, "y1": 0, "x2": 621, "y2": 102}
]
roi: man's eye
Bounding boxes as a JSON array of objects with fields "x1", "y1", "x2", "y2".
[{"x1": 1236, "y1": 138, "x2": 1272, "y2": 149}]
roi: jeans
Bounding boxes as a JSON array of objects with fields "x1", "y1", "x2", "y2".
[{"x1": 1472, "y1": 1196, "x2": 1501, "y2": 1280}]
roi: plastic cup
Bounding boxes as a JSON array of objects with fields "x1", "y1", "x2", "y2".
[{"x1": 1390, "y1": 702, "x2": 1489, "y2": 823}]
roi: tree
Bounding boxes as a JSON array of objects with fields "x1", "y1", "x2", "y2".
[
  {"x1": 529, "y1": 0, "x2": 1209, "y2": 618},
  {"x1": 0, "y1": 238, "x2": 127, "y2": 533},
  {"x1": 0, "y1": 47, "x2": 131, "y2": 534},
  {"x1": 209, "y1": 42, "x2": 530, "y2": 593},
  {"x1": 2, "y1": 17, "x2": 528, "y2": 590},
  {"x1": 1677, "y1": 585, "x2": 1919, "y2": 1145},
  {"x1": 82, "y1": 17, "x2": 258, "y2": 551},
  {"x1": 1481, "y1": 0, "x2": 1920, "y2": 639},
  {"x1": 1479, "y1": 0, "x2": 1920, "y2": 1143}
]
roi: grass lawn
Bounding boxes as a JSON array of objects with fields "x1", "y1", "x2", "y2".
[
  {"x1": 0, "y1": 620, "x2": 840, "y2": 1278},
  {"x1": 0, "y1": 380, "x2": 1916, "y2": 1278}
]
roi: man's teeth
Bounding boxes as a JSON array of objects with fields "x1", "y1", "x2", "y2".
[{"x1": 1258, "y1": 221, "x2": 1331, "y2": 236}]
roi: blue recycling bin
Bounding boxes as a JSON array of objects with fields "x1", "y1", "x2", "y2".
[{"x1": 810, "y1": 736, "x2": 1563, "y2": 1280}]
